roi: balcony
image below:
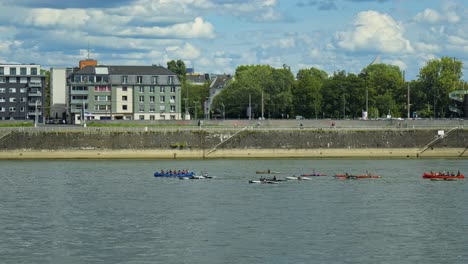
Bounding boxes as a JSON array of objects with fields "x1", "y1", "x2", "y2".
[
  {"x1": 70, "y1": 90, "x2": 89, "y2": 95},
  {"x1": 70, "y1": 81, "x2": 109, "y2": 85},
  {"x1": 71, "y1": 99, "x2": 88, "y2": 104},
  {"x1": 28, "y1": 81, "x2": 42, "y2": 88},
  {"x1": 28, "y1": 91, "x2": 42, "y2": 97},
  {"x1": 28, "y1": 101, "x2": 42, "y2": 106}
]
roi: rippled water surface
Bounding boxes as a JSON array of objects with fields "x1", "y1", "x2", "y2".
[{"x1": 1, "y1": 159, "x2": 467, "y2": 264}]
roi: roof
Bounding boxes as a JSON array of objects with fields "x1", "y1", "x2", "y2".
[
  {"x1": 186, "y1": 74, "x2": 208, "y2": 84},
  {"x1": 210, "y1": 74, "x2": 232, "y2": 89},
  {"x1": 74, "y1": 65, "x2": 176, "y2": 75}
]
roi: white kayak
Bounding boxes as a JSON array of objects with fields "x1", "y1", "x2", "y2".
[
  {"x1": 286, "y1": 176, "x2": 311, "y2": 180},
  {"x1": 249, "y1": 180, "x2": 278, "y2": 184}
]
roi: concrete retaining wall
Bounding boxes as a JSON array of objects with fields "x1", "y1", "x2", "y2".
[{"x1": 1, "y1": 129, "x2": 467, "y2": 151}]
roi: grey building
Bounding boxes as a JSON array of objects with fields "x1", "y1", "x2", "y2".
[
  {"x1": 69, "y1": 65, "x2": 182, "y2": 123},
  {"x1": 0, "y1": 64, "x2": 45, "y2": 122}
]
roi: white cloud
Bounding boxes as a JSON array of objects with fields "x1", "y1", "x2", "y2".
[
  {"x1": 414, "y1": 42, "x2": 441, "y2": 53},
  {"x1": 166, "y1": 43, "x2": 201, "y2": 60},
  {"x1": 414, "y1": 6, "x2": 462, "y2": 24},
  {"x1": 385, "y1": 59, "x2": 407, "y2": 71},
  {"x1": 414, "y1": 8, "x2": 442, "y2": 24},
  {"x1": 117, "y1": 17, "x2": 215, "y2": 39},
  {"x1": 336, "y1": 10, "x2": 413, "y2": 54}
]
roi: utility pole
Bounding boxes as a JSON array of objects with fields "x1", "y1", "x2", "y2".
[
  {"x1": 407, "y1": 83, "x2": 410, "y2": 119},
  {"x1": 34, "y1": 100, "x2": 38, "y2": 127},
  {"x1": 343, "y1": 94, "x2": 346, "y2": 120},
  {"x1": 261, "y1": 92, "x2": 264, "y2": 120},
  {"x1": 248, "y1": 94, "x2": 251, "y2": 120}
]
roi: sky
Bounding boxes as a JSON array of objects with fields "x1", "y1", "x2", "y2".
[{"x1": 0, "y1": 0, "x2": 466, "y2": 80}]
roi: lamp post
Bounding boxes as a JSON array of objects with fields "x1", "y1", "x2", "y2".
[
  {"x1": 193, "y1": 100, "x2": 198, "y2": 120},
  {"x1": 221, "y1": 102, "x2": 225, "y2": 120}
]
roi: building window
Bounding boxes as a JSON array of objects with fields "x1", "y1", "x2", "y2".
[
  {"x1": 95, "y1": 105, "x2": 109, "y2": 111},
  {"x1": 161, "y1": 115, "x2": 165, "y2": 120},
  {"x1": 9, "y1": 107, "x2": 16, "y2": 112},
  {"x1": 170, "y1": 115, "x2": 176, "y2": 120},
  {"x1": 20, "y1": 77, "x2": 27, "y2": 83},
  {"x1": 139, "y1": 96, "x2": 144, "y2": 102},
  {"x1": 8, "y1": 77, "x2": 16, "y2": 83},
  {"x1": 159, "y1": 105, "x2": 165, "y2": 111},
  {"x1": 20, "y1": 97, "x2": 26, "y2": 102},
  {"x1": 159, "y1": 86, "x2": 165, "y2": 93},
  {"x1": 170, "y1": 105, "x2": 176, "y2": 112},
  {"x1": 159, "y1": 96, "x2": 165, "y2": 103},
  {"x1": 94, "y1": 86, "x2": 110, "y2": 92},
  {"x1": 122, "y1": 95, "x2": 127, "y2": 101},
  {"x1": 149, "y1": 86, "x2": 155, "y2": 93},
  {"x1": 0, "y1": 67, "x2": 4, "y2": 75},
  {"x1": 171, "y1": 86, "x2": 176, "y2": 93},
  {"x1": 10, "y1": 68, "x2": 16, "y2": 75},
  {"x1": 94, "y1": 95, "x2": 110, "y2": 101},
  {"x1": 139, "y1": 115, "x2": 145, "y2": 120},
  {"x1": 149, "y1": 96, "x2": 155, "y2": 103},
  {"x1": 0, "y1": 77, "x2": 5, "y2": 83},
  {"x1": 122, "y1": 86, "x2": 127, "y2": 92},
  {"x1": 20, "y1": 67, "x2": 27, "y2": 75},
  {"x1": 30, "y1": 68, "x2": 37, "y2": 75},
  {"x1": 0, "y1": 107, "x2": 4, "y2": 112},
  {"x1": 150, "y1": 115, "x2": 155, "y2": 120},
  {"x1": 137, "y1": 76, "x2": 143, "y2": 84},
  {"x1": 20, "y1": 107, "x2": 25, "y2": 112},
  {"x1": 170, "y1": 96, "x2": 175, "y2": 103},
  {"x1": 149, "y1": 105, "x2": 155, "y2": 112},
  {"x1": 9, "y1": 98, "x2": 16, "y2": 103},
  {"x1": 122, "y1": 76, "x2": 128, "y2": 84},
  {"x1": 151, "y1": 76, "x2": 158, "y2": 84},
  {"x1": 0, "y1": 97, "x2": 4, "y2": 102},
  {"x1": 139, "y1": 86, "x2": 144, "y2": 93},
  {"x1": 168, "y1": 76, "x2": 174, "y2": 84},
  {"x1": 20, "y1": 88, "x2": 27, "y2": 93},
  {"x1": 0, "y1": 88, "x2": 5, "y2": 93},
  {"x1": 122, "y1": 105, "x2": 128, "y2": 111},
  {"x1": 9, "y1": 88, "x2": 16, "y2": 93},
  {"x1": 139, "y1": 105, "x2": 145, "y2": 112}
]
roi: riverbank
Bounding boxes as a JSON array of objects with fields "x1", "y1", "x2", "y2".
[{"x1": 1, "y1": 148, "x2": 466, "y2": 160}]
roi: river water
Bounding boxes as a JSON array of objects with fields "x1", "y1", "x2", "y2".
[{"x1": 1, "y1": 159, "x2": 467, "y2": 264}]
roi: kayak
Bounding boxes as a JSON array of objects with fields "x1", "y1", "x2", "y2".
[
  {"x1": 286, "y1": 176, "x2": 311, "y2": 180},
  {"x1": 256, "y1": 170, "x2": 281, "y2": 174},
  {"x1": 335, "y1": 174, "x2": 381, "y2": 179},
  {"x1": 422, "y1": 172, "x2": 464, "y2": 179},
  {"x1": 300, "y1": 173, "x2": 327, "y2": 176},
  {"x1": 249, "y1": 180, "x2": 278, "y2": 184}
]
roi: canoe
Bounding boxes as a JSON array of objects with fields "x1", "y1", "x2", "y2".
[
  {"x1": 256, "y1": 171, "x2": 281, "y2": 174},
  {"x1": 334, "y1": 174, "x2": 381, "y2": 179},
  {"x1": 300, "y1": 173, "x2": 327, "y2": 176},
  {"x1": 154, "y1": 172, "x2": 195, "y2": 177},
  {"x1": 422, "y1": 172, "x2": 464, "y2": 179}
]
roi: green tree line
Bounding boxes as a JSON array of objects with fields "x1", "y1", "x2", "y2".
[{"x1": 169, "y1": 57, "x2": 465, "y2": 120}]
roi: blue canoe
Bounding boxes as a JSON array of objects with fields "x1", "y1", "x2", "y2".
[{"x1": 154, "y1": 172, "x2": 196, "y2": 177}]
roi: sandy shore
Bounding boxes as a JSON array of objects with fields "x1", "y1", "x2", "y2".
[{"x1": 0, "y1": 148, "x2": 466, "y2": 159}]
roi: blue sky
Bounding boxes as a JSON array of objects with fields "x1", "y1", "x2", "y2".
[{"x1": 0, "y1": 0, "x2": 466, "y2": 80}]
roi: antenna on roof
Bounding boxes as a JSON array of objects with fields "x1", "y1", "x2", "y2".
[{"x1": 87, "y1": 41, "x2": 90, "y2": 60}]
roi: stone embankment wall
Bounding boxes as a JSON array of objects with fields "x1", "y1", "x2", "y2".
[{"x1": 1, "y1": 129, "x2": 467, "y2": 151}]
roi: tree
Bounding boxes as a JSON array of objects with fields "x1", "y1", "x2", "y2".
[
  {"x1": 292, "y1": 68, "x2": 327, "y2": 119},
  {"x1": 418, "y1": 57, "x2": 463, "y2": 117},
  {"x1": 166, "y1": 60, "x2": 187, "y2": 82},
  {"x1": 360, "y1": 64, "x2": 404, "y2": 118}
]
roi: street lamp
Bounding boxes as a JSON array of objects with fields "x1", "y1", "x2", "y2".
[{"x1": 193, "y1": 100, "x2": 198, "y2": 120}]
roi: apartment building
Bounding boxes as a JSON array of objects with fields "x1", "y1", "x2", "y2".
[
  {"x1": 0, "y1": 64, "x2": 45, "y2": 121},
  {"x1": 69, "y1": 65, "x2": 181, "y2": 123}
]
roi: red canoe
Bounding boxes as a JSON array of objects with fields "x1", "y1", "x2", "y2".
[{"x1": 422, "y1": 172, "x2": 464, "y2": 179}]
